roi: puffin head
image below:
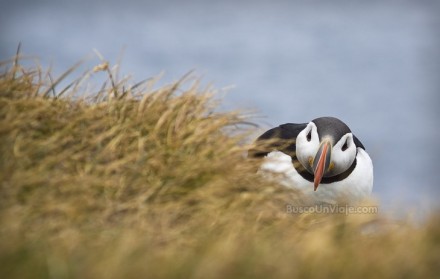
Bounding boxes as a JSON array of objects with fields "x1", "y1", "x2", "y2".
[{"x1": 295, "y1": 117, "x2": 359, "y2": 191}]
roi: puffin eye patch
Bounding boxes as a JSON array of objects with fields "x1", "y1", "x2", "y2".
[
  {"x1": 341, "y1": 139, "x2": 349, "y2": 151},
  {"x1": 306, "y1": 130, "x2": 312, "y2": 142}
]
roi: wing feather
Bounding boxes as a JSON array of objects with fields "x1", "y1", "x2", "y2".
[{"x1": 249, "y1": 123, "x2": 307, "y2": 158}]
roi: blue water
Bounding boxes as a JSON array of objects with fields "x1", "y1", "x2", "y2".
[{"x1": 2, "y1": 0, "x2": 439, "y2": 215}]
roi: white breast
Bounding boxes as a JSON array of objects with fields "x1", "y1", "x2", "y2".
[{"x1": 259, "y1": 149, "x2": 373, "y2": 204}]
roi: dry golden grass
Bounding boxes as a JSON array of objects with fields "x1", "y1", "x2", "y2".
[{"x1": 0, "y1": 55, "x2": 439, "y2": 279}]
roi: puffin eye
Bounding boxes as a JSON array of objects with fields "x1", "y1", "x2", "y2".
[
  {"x1": 306, "y1": 129, "x2": 312, "y2": 142},
  {"x1": 341, "y1": 139, "x2": 349, "y2": 151}
]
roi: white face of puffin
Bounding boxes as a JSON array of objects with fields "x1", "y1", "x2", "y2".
[
  {"x1": 331, "y1": 133, "x2": 357, "y2": 176},
  {"x1": 296, "y1": 122, "x2": 357, "y2": 190},
  {"x1": 296, "y1": 122, "x2": 320, "y2": 170}
]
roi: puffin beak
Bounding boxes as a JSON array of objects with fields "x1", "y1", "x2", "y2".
[{"x1": 312, "y1": 141, "x2": 332, "y2": 191}]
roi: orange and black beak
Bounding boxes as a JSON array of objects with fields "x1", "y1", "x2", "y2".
[{"x1": 312, "y1": 141, "x2": 332, "y2": 191}]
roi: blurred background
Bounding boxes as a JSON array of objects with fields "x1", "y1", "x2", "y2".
[{"x1": 1, "y1": 0, "x2": 439, "y2": 216}]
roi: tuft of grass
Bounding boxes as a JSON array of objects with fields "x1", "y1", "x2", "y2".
[{"x1": 0, "y1": 55, "x2": 439, "y2": 279}]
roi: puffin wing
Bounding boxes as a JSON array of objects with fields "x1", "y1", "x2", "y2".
[{"x1": 249, "y1": 123, "x2": 307, "y2": 158}]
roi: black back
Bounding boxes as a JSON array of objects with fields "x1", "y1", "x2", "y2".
[{"x1": 249, "y1": 123, "x2": 307, "y2": 158}]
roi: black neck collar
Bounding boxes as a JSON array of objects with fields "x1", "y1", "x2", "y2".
[{"x1": 292, "y1": 155, "x2": 357, "y2": 184}]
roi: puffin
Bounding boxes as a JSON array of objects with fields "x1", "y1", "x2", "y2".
[{"x1": 249, "y1": 117, "x2": 373, "y2": 204}]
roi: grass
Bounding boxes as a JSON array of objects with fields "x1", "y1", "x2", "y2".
[{"x1": 0, "y1": 54, "x2": 439, "y2": 279}]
